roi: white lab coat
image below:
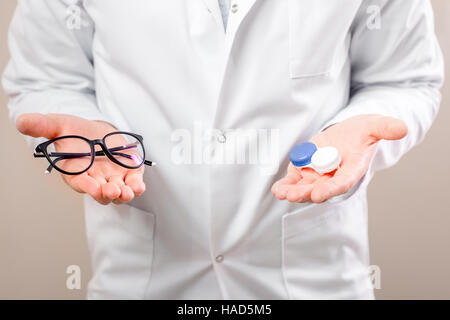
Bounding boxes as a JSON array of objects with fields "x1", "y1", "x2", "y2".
[{"x1": 3, "y1": 0, "x2": 444, "y2": 299}]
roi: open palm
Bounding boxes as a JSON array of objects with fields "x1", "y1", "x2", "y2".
[
  {"x1": 17, "y1": 113, "x2": 146, "y2": 205},
  {"x1": 272, "y1": 115, "x2": 408, "y2": 203}
]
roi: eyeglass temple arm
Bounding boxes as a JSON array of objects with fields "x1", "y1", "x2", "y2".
[
  {"x1": 144, "y1": 160, "x2": 155, "y2": 166},
  {"x1": 33, "y1": 153, "x2": 46, "y2": 158},
  {"x1": 44, "y1": 151, "x2": 135, "y2": 173},
  {"x1": 45, "y1": 152, "x2": 155, "y2": 173},
  {"x1": 37, "y1": 143, "x2": 138, "y2": 157},
  {"x1": 44, "y1": 151, "x2": 127, "y2": 174},
  {"x1": 34, "y1": 143, "x2": 138, "y2": 161},
  {"x1": 38, "y1": 144, "x2": 155, "y2": 173}
]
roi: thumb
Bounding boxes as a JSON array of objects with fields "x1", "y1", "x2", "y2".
[
  {"x1": 16, "y1": 113, "x2": 63, "y2": 139},
  {"x1": 368, "y1": 115, "x2": 408, "y2": 141}
]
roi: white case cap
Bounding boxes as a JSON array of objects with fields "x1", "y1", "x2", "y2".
[{"x1": 311, "y1": 146, "x2": 341, "y2": 174}]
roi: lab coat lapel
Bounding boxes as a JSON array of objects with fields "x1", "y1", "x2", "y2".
[
  {"x1": 201, "y1": 0, "x2": 226, "y2": 33},
  {"x1": 201, "y1": 0, "x2": 260, "y2": 38},
  {"x1": 226, "y1": 0, "x2": 258, "y2": 42},
  {"x1": 212, "y1": 0, "x2": 259, "y2": 127}
]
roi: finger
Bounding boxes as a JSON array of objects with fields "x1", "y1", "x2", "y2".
[
  {"x1": 16, "y1": 113, "x2": 61, "y2": 139},
  {"x1": 108, "y1": 175, "x2": 125, "y2": 187},
  {"x1": 286, "y1": 184, "x2": 315, "y2": 203},
  {"x1": 273, "y1": 174, "x2": 302, "y2": 200},
  {"x1": 271, "y1": 164, "x2": 303, "y2": 196},
  {"x1": 310, "y1": 161, "x2": 363, "y2": 203},
  {"x1": 86, "y1": 173, "x2": 112, "y2": 205},
  {"x1": 95, "y1": 196, "x2": 112, "y2": 206},
  {"x1": 111, "y1": 185, "x2": 134, "y2": 205},
  {"x1": 108, "y1": 175, "x2": 135, "y2": 203},
  {"x1": 107, "y1": 175, "x2": 125, "y2": 204},
  {"x1": 272, "y1": 166, "x2": 325, "y2": 200},
  {"x1": 66, "y1": 173, "x2": 100, "y2": 196},
  {"x1": 368, "y1": 115, "x2": 408, "y2": 141},
  {"x1": 101, "y1": 182, "x2": 122, "y2": 200},
  {"x1": 297, "y1": 168, "x2": 321, "y2": 184},
  {"x1": 119, "y1": 185, "x2": 135, "y2": 202},
  {"x1": 124, "y1": 171, "x2": 146, "y2": 196},
  {"x1": 271, "y1": 173, "x2": 299, "y2": 195},
  {"x1": 112, "y1": 198, "x2": 124, "y2": 205},
  {"x1": 65, "y1": 174, "x2": 111, "y2": 205},
  {"x1": 285, "y1": 173, "x2": 330, "y2": 202},
  {"x1": 91, "y1": 174, "x2": 107, "y2": 185}
]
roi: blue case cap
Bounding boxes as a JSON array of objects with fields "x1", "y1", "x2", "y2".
[{"x1": 289, "y1": 142, "x2": 317, "y2": 167}]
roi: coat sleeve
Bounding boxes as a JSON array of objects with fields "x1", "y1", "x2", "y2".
[
  {"x1": 2, "y1": 0, "x2": 120, "y2": 148},
  {"x1": 322, "y1": 0, "x2": 444, "y2": 172}
]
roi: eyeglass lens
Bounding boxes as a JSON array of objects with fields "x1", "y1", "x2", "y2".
[
  {"x1": 104, "y1": 133, "x2": 145, "y2": 168},
  {"x1": 46, "y1": 137, "x2": 93, "y2": 174}
]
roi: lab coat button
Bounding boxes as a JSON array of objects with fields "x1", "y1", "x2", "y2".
[
  {"x1": 215, "y1": 255, "x2": 224, "y2": 263},
  {"x1": 217, "y1": 133, "x2": 227, "y2": 143},
  {"x1": 231, "y1": 4, "x2": 238, "y2": 13}
]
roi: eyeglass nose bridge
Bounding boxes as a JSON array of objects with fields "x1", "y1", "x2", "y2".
[{"x1": 91, "y1": 139, "x2": 112, "y2": 155}]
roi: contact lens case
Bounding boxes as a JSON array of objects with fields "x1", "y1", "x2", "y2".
[{"x1": 289, "y1": 142, "x2": 341, "y2": 174}]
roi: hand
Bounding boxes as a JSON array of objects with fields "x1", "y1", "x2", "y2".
[
  {"x1": 16, "y1": 113, "x2": 146, "y2": 205},
  {"x1": 271, "y1": 114, "x2": 408, "y2": 203}
]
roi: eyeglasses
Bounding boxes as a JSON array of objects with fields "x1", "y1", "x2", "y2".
[{"x1": 33, "y1": 131, "x2": 155, "y2": 175}]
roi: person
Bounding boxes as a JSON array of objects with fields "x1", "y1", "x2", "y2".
[{"x1": 2, "y1": 0, "x2": 443, "y2": 299}]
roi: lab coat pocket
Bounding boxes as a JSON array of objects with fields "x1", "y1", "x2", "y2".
[
  {"x1": 288, "y1": 0, "x2": 361, "y2": 79},
  {"x1": 281, "y1": 188, "x2": 373, "y2": 299},
  {"x1": 84, "y1": 197, "x2": 156, "y2": 299}
]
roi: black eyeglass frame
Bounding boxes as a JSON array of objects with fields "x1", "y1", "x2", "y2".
[{"x1": 33, "y1": 131, "x2": 153, "y2": 175}]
